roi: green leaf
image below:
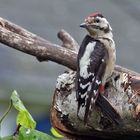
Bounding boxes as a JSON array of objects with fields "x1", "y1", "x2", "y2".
[
  {"x1": 1, "y1": 127, "x2": 60, "y2": 140},
  {"x1": 51, "y1": 127, "x2": 63, "y2": 138},
  {"x1": 11, "y1": 90, "x2": 36, "y2": 129},
  {"x1": 18, "y1": 126, "x2": 59, "y2": 140}
]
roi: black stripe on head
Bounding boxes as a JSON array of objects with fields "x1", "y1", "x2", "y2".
[
  {"x1": 91, "y1": 24, "x2": 110, "y2": 33},
  {"x1": 103, "y1": 24, "x2": 110, "y2": 33}
]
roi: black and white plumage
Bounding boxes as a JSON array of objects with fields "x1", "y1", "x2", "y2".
[{"x1": 76, "y1": 12, "x2": 120, "y2": 124}]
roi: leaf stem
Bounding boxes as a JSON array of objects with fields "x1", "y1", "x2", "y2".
[{"x1": 0, "y1": 100, "x2": 12, "y2": 124}]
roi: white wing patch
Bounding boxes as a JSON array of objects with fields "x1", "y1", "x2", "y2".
[
  {"x1": 80, "y1": 82, "x2": 90, "y2": 89},
  {"x1": 79, "y1": 42, "x2": 96, "y2": 79},
  {"x1": 96, "y1": 80, "x2": 101, "y2": 85}
]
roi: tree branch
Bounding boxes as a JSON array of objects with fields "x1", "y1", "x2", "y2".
[
  {"x1": 0, "y1": 17, "x2": 77, "y2": 70},
  {"x1": 57, "y1": 29, "x2": 79, "y2": 51},
  {"x1": 0, "y1": 17, "x2": 138, "y2": 75},
  {"x1": 0, "y1": 17, "x2": 49, "y2": 44}
]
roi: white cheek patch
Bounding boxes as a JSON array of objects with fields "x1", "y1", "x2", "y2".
[
  {"x1": 95, "y1": 17, "x2": 112, "y2": 31},
  {"x1": 99, "y1": 17, "x2": 108, "y2": 28}
]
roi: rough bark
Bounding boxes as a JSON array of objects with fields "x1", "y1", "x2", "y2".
[
  {"x1": 0, "y1": 17, "x2": 140, "y2": 139},
  {"x1": 51, "y1": 70, "x2": 140, "y2": 140}
]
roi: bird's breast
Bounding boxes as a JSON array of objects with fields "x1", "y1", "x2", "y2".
[{"x1": 101, "y1": 39, "x2": 116, "y2": 84}]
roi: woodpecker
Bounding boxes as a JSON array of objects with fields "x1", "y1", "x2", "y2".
[{"x1": 76, "y1": 12, "x2": 120, "y2": 124}]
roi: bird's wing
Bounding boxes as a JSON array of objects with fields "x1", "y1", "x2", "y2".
[
  {"x1": 83, "y1": 39, "x2": 108, "y2": 123},
  {"x1": 76, "y1": 35, "x2": 108, "y2": 117}
]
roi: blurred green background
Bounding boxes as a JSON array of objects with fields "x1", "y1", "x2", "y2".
[{"x1": 0, "y1": 0, "x2": 140, "y2": 137}]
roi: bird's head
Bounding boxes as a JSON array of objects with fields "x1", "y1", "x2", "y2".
[{"x1": 80, "y1": 12, "x2": 112, "y2": 37}]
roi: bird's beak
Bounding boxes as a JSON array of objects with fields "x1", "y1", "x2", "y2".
[{"x1": 80, "y1": 22, "x2": 87, "y2": 28}]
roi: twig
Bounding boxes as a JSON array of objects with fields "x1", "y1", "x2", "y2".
[{"x1": 58, "y1": 29, "x2": 79, "y2": 51}]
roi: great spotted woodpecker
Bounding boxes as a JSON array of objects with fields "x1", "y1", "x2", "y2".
[{"x1": 76, "y1": 12, "x2": 120, "y2": 124}]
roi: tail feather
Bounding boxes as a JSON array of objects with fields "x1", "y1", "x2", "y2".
[{"x1": 96, "y1": 94, "x2": 121, "y2": 125}]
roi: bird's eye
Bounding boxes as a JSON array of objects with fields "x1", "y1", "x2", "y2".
[{"x1": 95, "y1": 18, "x2": 100, "y2": 23}]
